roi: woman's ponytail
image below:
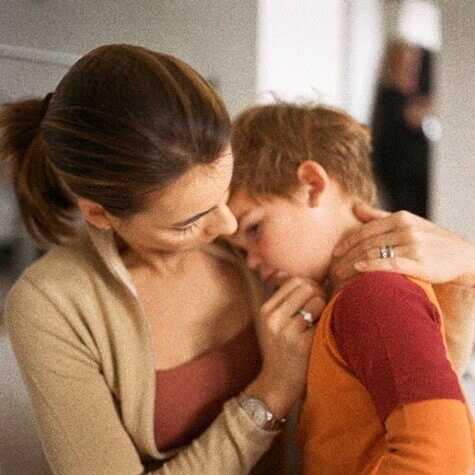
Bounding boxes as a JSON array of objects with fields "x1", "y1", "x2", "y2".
[{"x1": 0, "y1": 97, "x2": 77, "y2": 248}]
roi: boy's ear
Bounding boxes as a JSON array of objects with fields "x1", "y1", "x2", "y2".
[
  {"x1": 296, "y1": 161, "x2": 330, "y2": 207},
  {"x1": 77, "y1": 197, "x2": 115, "y2": 229}
]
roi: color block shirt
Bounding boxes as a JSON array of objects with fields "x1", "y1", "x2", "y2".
[{"x1": 298, "y1": 272, "x2": 474, "y2": 474}]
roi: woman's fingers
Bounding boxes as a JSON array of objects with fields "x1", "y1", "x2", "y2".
[
  {"x1": 331, "y1": 231, "x2": 415, "y2": 280},
  {"x1": 292, "y1": 293, "x2": 327, "y2": 333},
  {"x1": 303, "y1": 293, "x2": 327, "y2": 322},
  {"x1": 333, "y1": 209, "x2": 426, "y2": 258},
  {"x1": 260, "y1": 276, "x2": 326, "y2": 335},
  {"x1": 354, "y1": 256, "x2": 419, "y2": 275},
  {"x1": 262, "y1": 281, "x2": 318, "y2": 333},
  {"x1": 355, "y1": 238, "x2": 475, "y2": 284},
  {"x1": 261, "y1": 277, "x2": 307, "y2": 314},
  {"x1": 352, "y1": 203, "x2": 392, "y2": 223},
  {"x1": 329, "y1": 204, "x2": 475, "y2": 289}
]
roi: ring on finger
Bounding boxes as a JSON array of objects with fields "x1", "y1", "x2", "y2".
[
  {"x1": 298, "y1": 309, "x2": 315, "y2": 328},
  {"x1": 379, "y1": 245, "x2": 395, "y2": 259}
]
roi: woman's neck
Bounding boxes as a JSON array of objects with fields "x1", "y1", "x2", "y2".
[{"x1": 115, "y1": 232, "x2": 200, "y2": 277}]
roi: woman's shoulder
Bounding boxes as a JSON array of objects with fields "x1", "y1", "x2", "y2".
[
  {"x1": 17, "y1": 228, "x2": 99, "y2": 287},
  {"x1": 4, "y1": 227, "x2": 132, "y2": 344},
  {"x1": 7, "y1": 227, "x2": 113, "y2": 316}
]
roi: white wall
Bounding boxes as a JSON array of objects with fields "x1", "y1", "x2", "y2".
[
  {"x1": 0, "y1": 0, "x2": 257, "y2": 116},
  {"x1": 256, "y1": 0, "x2": 346, "y2": 107},
  {"x1": 345, "y1": 0, "x2": 385, "y2": 124},
  {"x1": 432, "y1": 2, "x2": 475, "y2": 241}
]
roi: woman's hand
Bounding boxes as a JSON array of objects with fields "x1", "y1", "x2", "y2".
[
  {"x1": 330, "y1": 204, "x2": 475, "y2": 286},
  {"x1": 245, "y1": 277, "x2": 326, "y2": 419}
]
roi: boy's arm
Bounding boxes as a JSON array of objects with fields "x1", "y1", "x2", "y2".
[
  {"x1": 380, "y1": 399, "x2": 473, "y2": 473},
  {"x1": 332, "y1": 272, "x2": 474, "y2": 474}
]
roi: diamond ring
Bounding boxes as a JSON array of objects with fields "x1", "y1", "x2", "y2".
[
  {"x1": 379, "y1": 245, "x2": 395, "y2": 259},
  {"x1": 298, "y1": 309, "x2": 315, "y2": 328}
]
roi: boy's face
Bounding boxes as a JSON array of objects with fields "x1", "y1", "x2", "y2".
[{"x1": 227, "y1": 186, "x2": 345, "y2": 285}]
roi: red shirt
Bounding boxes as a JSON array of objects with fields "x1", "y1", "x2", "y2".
[
  {"x1": 298, "y1": 272, "x2": 473, "y2": 474},
  {"x1": 154, "y1": 323, "x2": 261, "y2": 451}
]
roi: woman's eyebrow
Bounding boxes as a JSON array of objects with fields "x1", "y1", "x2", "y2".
[{"x1": 172, "y1": 206, "x2": 216, "y2": 227}]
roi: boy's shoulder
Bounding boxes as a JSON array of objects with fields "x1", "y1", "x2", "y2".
[
  {"x1": 337, "y1": 271, "x2": 432, "y2": 307},
  {"x1": 331, "y1": 271, "x2": 439, "y2": 330}
]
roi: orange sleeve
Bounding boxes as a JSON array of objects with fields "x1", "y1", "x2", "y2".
[{"x1": 378, "y1": 399, "x2": 474, "y2": 474}]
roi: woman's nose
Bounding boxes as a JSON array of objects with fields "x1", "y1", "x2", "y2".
[{"x1": 207, "y1": 204, "x2": 238, "y2": 237}]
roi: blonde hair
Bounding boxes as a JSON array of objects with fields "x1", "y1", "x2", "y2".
[{"x1": 231, "y1": 102, "x2": 376, "y2": 204}]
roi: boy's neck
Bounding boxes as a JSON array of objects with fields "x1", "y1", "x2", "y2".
[{"x1": 324, "y1": 202, "x2": 364, "y2": 296}]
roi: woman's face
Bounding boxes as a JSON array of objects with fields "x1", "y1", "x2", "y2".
[{"x1": 110, "y1": 147, "x2": 237, "y2": 254}]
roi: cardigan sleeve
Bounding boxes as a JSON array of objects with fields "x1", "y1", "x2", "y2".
[
  {"x1": 433, "y1": 280, "x2": 475, "y2": 375},
  {"x1": 5, "y1": 277, "x2": 277, "y2": 475}
]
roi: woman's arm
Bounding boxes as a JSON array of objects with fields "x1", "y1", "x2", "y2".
[
  {"x1": 432, "y1": 281, "x2": 475, "y2": 374},
  {"x1": 330, "y1": 206, "x2": 475, "y2": 374},
  {"x1": 5, "y1": 278, "x2": 280, "y2": 475}
]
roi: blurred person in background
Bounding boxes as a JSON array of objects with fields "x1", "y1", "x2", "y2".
[{"x1": 371, "y1": 39, "x2": 433, "y2": 218}]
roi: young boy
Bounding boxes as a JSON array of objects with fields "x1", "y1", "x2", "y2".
[{"x1": 228, "y1": 103, "x2": 474, "y2": 473}]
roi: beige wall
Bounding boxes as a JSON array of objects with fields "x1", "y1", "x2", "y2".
[
  {"x1": 432, "y1": 2, "x2": 475, "y2": 242},
  {"x1": 0, "y1": 0, "x2": 257, "y2": 116}
]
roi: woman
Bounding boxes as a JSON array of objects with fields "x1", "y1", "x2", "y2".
[{"x1": 1, "y1": 44, "x2": 473, "y2": 474}]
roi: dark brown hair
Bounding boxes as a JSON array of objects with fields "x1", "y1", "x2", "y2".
[
  {"x1": 231, "y1": 102, "x2": 376, "y2": 204},
  {"x1": 0, "y1": 44, "x2": 230, "y2": 247}
]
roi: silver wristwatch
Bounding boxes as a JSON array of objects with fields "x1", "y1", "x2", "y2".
[{"x1": 237, "y1": 393, "x2": 286, "y2": 431}]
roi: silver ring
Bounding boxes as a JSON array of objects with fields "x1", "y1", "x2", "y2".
[
  {"x1": 379, "y1": 245, "x2": 395, "y2": 259},
  {"x1": 298, "y1": 309, "x2": 315, "y2": 328}
]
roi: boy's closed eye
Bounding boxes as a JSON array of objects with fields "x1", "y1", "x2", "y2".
[{"x1": 245, "y1": 222, "x2": 260, "y2": 237}]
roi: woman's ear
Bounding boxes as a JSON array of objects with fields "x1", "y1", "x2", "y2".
[
  {"x1": 296, "y1": 161, "x2": 330, "y2": 207},
  {"x1": 77, "y1": 198, "x2": 114, "y2": 230}
]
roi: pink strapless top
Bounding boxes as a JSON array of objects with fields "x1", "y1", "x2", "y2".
[{"x1": 153, "y1": 323, "x2": 261, "y2": 451}]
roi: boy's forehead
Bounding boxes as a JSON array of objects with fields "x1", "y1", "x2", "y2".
[
  {"x1": 228, "y1": 188, "x2": 275, "y2": 223},
  {"x1": 228, "y1": 189, "x2": 258, "y2": 216}
]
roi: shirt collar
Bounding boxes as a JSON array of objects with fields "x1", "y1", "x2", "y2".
[
  {"x1": 86, "y1": 223, "x2": 139, "y2": 298},
  {"x1": 85, "y1": 225, "x2": 256, "y2": 304}
]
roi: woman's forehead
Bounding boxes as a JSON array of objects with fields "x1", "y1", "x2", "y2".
[{"x1": 142, "y1": 153, "x2": 233, "y2": 224}]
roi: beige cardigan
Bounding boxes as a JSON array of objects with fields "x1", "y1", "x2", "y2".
[
  {"x1": 5, "y1": 225, "x2": 280, "y2": 475},
  {"x1": 5, "y1": 224, "x2": 474, "y2": 474}
]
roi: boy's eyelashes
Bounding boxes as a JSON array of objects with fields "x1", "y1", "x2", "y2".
[
  {"x1": 245, "y1": 223, "x2": 260, "y2": 236},
  {"x1": 236, "y1": 246, "x2": 248, "y2": 258}
]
